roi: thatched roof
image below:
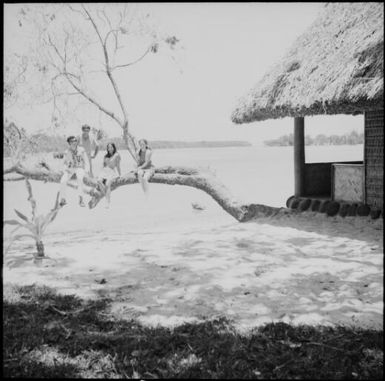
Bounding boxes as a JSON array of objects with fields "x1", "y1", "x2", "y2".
[{"x1": 232, "y1": 2, "x2": 384, "y2": 124}]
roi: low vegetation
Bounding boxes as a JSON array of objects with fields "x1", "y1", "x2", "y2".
[
  {"x1": 264, "y1": 130, "x2": 364, "y2": 146},
  {"x1": 4, "y1": 284, "x2": 383, "y2": 379},
  {"x1": 4, "y1": 180, "x2": 62, "y2": 258},
  {"x1": 4, "y1": 121, "x2": 251, "y2": 158}
]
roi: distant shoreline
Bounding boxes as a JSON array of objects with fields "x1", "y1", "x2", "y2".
[
  {"x1": 147, "y1": 141, "x2": 252, "y2": 149},
  {"x1": 264, "y1": 130, "x2": 364, "y2": 147}
]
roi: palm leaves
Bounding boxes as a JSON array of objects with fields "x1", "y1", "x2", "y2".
[{"x1": 3, "y1": 180, "x2": 62, "y2": 256}]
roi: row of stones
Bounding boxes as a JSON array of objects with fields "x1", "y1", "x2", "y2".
[{"x1": 286, "y1": 196, "x2": 383, "y2": 219}]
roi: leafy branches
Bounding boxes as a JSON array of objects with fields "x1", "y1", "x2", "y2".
[{"x1": 6, "y1": 3, "x2": 181, "y2": 163}]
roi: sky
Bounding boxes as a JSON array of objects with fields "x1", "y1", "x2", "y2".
[{"x1": 4, "y1": 3, "x2": 364, "y2": 145}]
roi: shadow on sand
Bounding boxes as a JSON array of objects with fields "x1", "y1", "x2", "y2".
[{"x1": 3, "y1": 284, "x2": 383, "y2": 379}]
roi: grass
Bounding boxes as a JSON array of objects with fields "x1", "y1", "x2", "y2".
[{"x1": 3, "y1": 284, "x2": 383, "y2": 379}]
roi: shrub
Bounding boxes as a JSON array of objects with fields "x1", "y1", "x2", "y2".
[{"x1": 3, "y1": 180, "x2": 62, "y2": 259}]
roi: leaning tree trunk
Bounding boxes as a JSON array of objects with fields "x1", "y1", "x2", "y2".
[{"x1": 4, "y1": 161, "x2": 290, "y2": 222}]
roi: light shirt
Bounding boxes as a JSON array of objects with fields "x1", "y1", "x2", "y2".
[
  {"x1": 79, "y1": 135, "x2": 98, "y2": 157},
  {"x1": 64, "y1": 146, "x2": 87, "y2": 169}
]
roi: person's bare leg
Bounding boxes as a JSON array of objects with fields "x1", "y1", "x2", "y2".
[
  {"x1": 76, "y1": 168, "x2": 86, "y2": 207},
  {"x1": 89, "y1": 159, "x2": 94, "y2": 178},
  {"x1": 137, "y1": 169, "x2": 147, "y2": 194},
  {"x1": 105, "y1": 180, "x2": 112, "y2": 208},
  {"x1": 59, "y1": 171, "x2": 70, "y2": 205},
  {"x1": 142, "y1": 171, "x2": 151, "y2": 194}
]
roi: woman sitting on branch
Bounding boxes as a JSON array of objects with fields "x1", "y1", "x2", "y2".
[
  {"x1": 97, "y1": 143, "x2": 121, "y2": 208},
  {"x1": 136, "y1": 138, "x2": 155, "y2": 195}
]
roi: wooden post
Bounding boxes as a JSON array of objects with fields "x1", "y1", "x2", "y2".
[{"x1": 294, "y1": 117, "x2": 305, "y2": 197}]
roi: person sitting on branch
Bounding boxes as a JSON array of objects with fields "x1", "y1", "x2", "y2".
[
  {"x1": 136, "y1": 138, "x2": 155, "y2": 195},
  {"x1": 97, "y1": 142, "x2": 121, "y2": 208},
  {"x1": 79, "y1": 124, "x2": 99, "y2": 178},
  {"x1": 59, "y1": 136, "x2": 90, "y2": 207}
]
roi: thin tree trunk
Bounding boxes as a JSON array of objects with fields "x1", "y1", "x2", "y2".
[{"x1": 36, "y1": 240, "x2": 45, "y2": 258}]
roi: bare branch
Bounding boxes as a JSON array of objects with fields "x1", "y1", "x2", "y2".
[
  {"x1": 4, "y1": 176, "x2": 25, "y2": 182},
  {"x1": 48, "y1": 34, "x2": 65, "y2": 65},
  {"x1": 46, "y1": 33, "x2": 123, "y2": 126},
  {"x1": 104, "y1": 29, "x2": 120, "y2": 50},
  {"x1": 80, "y1": 4, "x2": 134, "y2": 153},
  {"x1": 64, "y1": 72, "x2": 123, "y2": 126},
  {"x1": 112, "y1": 45, "x2": 152, "y2": 70},
  {"x1": 101, "y1": 8, "x2": 113, "y2": 30},
  {"x1": 67, "y1": 4, "x2": 87, "y2": 18},
  {"x1": 81, "y1": 4, "x2": 109, "y2": 67}
]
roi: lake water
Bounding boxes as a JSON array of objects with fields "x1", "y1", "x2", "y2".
[{"x1": 4, "y1": 144, "x2": 364, "y2": 236}]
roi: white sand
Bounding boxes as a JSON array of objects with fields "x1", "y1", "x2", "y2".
[{"x1": 3, "y1": 184, "x2": 383, "y2": 332}]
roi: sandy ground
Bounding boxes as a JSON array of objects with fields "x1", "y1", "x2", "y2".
[{"x1": 3, "y1": 189, "x2": 383, "y2": 332}]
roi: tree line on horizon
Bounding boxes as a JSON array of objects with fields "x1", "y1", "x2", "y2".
[
  {"x1": 264, "y1": 130, "x2": 364, "y2": 146},
  {"x1": 3, "y1": 121, "x2": 251, "y2": 157}
]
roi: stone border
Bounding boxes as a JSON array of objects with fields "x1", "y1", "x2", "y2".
[{"x1": 286, "y1": 196, "x2": 383, "y2": 219}]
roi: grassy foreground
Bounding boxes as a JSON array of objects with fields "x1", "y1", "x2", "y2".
[{"x1": 3, "y1": 284, "x2": 383, "y2": 379}]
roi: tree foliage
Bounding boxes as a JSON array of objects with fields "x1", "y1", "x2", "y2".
[{"x1": 5, "y1": 3, "x2": 181, "y2": 160}]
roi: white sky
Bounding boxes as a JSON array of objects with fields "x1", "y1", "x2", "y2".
[{"x1": 4, "y1": 3, "x2": 364, "y2": 144}]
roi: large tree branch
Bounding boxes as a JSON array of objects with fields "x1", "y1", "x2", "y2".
[{"x1": 3, "y1": 163, "x2": 285, "y2": 222}]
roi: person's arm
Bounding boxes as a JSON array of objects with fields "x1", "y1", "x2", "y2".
[
  {"x1": 92, "y1": 139, "x2": 99, "y2": 159},
  {"x1": 137, "y1": 149, "x2": 152, "y2": 169},
  {"x1": 82, "y1": 148, "x2": 91, "y2": 174},
  {"x1": 63, "y1": 150, "x2": 72, "y2": 170},
  {"x1": 116, "y1": 154, "x2": 121, "y2": 176}
]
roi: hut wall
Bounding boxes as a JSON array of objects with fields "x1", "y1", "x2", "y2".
[
  {"x1": 304, "y1": 163, "x2": 332, "y2": 196},
  {"x1": 304, "y1": 161, "x2": 363, "y2": 196},
  {"x1": 364, "y1": 109, "x2": 384, "y2": 210}
]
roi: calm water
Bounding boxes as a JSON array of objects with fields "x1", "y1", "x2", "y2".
[
  {"x1": 4, "y1": 145, "x2": 364, "y2": 235},
  {"x1": 151, "y1": 144, "x2": 364, "y2": 205}
]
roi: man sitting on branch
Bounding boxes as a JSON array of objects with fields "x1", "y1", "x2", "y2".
[{"x1": 59, "y1": 136, "x2": 90, "y2": 207}]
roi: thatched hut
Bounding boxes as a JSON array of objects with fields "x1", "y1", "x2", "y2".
[{"x1": 232, "y1": 2, "x2": 383, "y2": 213}]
